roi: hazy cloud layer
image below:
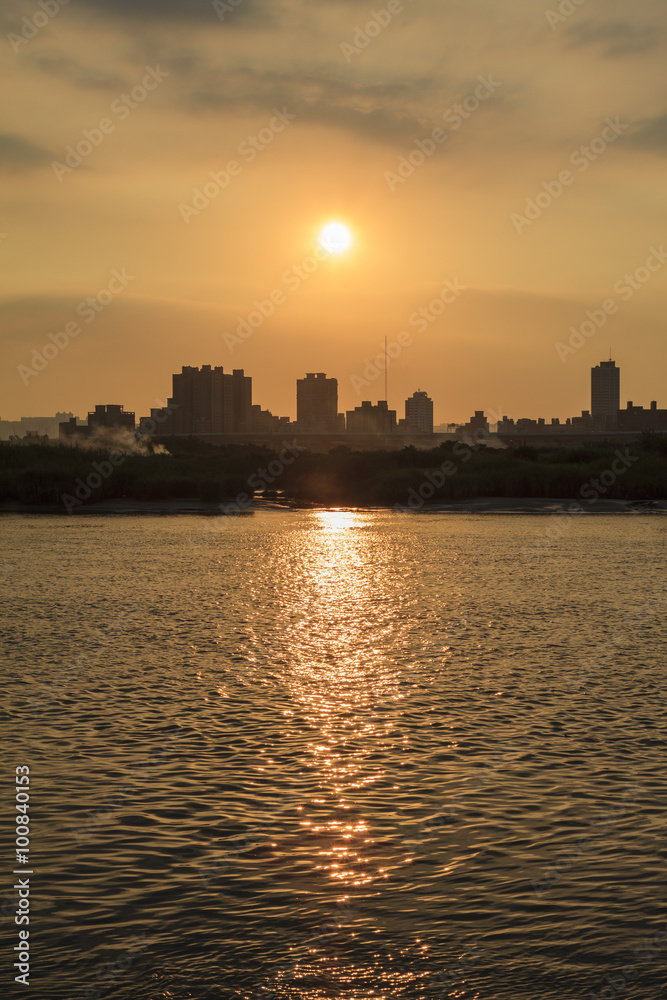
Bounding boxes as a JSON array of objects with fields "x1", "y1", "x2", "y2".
[
  {"x1": 563, "y1": 19, "x2": 665, "y2": 57},
  {"x1": 0, "y1": 133, "x2": 53, "y2": 172},
  {"x1": 27, "y1": 54, "x2": 128, "y2": 90},
  {"x1": 185, "y1": 68, "x2": 438, "y2": 144},
  {"x1": 627, "y1": 113, "x2": 667, "y2": 153}
]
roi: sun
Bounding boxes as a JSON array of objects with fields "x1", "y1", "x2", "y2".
[{"x1": 318, "y1": 221, "x2": 353, "y2": 255}]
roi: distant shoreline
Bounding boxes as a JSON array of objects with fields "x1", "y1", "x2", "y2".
[{"x1": 1, "y1": 497, "x2": 665, "y2": 516}]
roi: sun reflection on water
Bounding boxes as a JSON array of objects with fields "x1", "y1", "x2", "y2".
[
  {"x1": 225, "y1": 510, "x2": 478, "y2": 996},
  {"x1": 276, "y1": 511, "x2": 407, "y2": 894},
  {"x1": 312, "y1": 508, "x2": 367, "y2": 532}
]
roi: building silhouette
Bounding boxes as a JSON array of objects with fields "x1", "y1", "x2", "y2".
[
  {"x1": 465, "y1": 411, "x2": 490, "y2": 435},
  {"x1": 617, "y1": 400, "x2": 667, "y2": 432},
  {"x1": 404, "y1": 390, "x2": 434, "y2": 434},
  {"x1": 296, "y1": 373, "x2": 343, "y2": 432},
  {"x1": 1, "y1": 412, "x2": 74, "y2": 441},
  {"x1": 60, "y1": 404, "x2": 135, "y2": 439},
  {"x1": 591, "y1": 359, "x2": 620, "y2": 418},
  {"x1": 346, "y1": 400, "x2": 397, "y2": 434},
  {"x1": 250, "y1": 405, "x2": 292, "y2": 433},
  {"x1": 89, "y1": 404, "x2": 135, "y2": 432},
  {"x1": 498, "y1": 415, "x2": 569, "y2": 433},
  {"x1": 157, "y1": 366, "x2": 252, "y2": 435},
  {"x1": 45, "y1": 353, "x2": 667, "y2": 451}
]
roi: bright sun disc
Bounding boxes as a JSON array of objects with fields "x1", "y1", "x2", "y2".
[{"x1": 319, "y1": 222, "x2": 352, "y2": 254}]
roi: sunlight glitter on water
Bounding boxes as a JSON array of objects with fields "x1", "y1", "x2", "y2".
[{"x1": 1, "y1": 510, "x2": 666, "y2": 998}]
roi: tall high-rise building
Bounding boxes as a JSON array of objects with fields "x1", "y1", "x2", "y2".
[
  {"x1": 229, "y1": 368, "x2": 252, "y2": 433},
  {"x1": 296, "y1": 373, "x2": 341, "y2": 432},
  {"x1": 591, "y1": 360, "x2": 620, "y2": 418},
  {"x1": 159, "y1": 366, "x2": 252, "y2": 435},
  {"x1": 405, "y1": 390, "x2": 434, "y2": 433}
]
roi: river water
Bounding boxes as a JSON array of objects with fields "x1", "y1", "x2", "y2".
[{"x1": 1, "y1": 510, "x2": 666, "y2": 1000}]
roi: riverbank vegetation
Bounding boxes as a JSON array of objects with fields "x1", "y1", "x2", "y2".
[{"x1": 1, "y1": 435, "x2": 666, "y2": 508}]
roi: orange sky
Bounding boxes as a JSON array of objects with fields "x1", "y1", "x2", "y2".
[{"x1": 2, "y1": 0, "x2": 667, "y2": 424}]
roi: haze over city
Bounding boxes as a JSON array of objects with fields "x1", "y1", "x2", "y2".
[{"x1": 3, "y1": 0, "x2": 667, "y2": 423}]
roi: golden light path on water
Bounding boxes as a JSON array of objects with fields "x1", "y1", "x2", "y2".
[
  {"x1": 298, "y1": 513, "x2": 393, "y2": 888},
  {"x1": 261, "y1": 509, "x2": 455, "y2": 997}
]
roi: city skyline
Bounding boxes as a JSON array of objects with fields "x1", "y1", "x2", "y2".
[
  {"x1": 3, "y1": 1, "x2": 667, "y2": 424},
  {"x1": 13, "y1": 354, "x2": 663, "y2": 442},
  {"x1": 5, "y1": 327, "x2": 666, "y2": 428}
]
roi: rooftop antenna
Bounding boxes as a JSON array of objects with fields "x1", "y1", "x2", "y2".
[{"x1": 384, "y1": 334, "x2": 388, "y2": 402}]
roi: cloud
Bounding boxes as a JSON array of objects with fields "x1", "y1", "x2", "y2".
[
  {"x1": 182, "y1": 65, "x2": 440, "y2": 144},
  {"x1": 626, "y1": 112, "x2": 667, "y2": 153},
  {"x1": 563, "y1": 18, "x2": 665, "y2": 57},
  {"x1": 27, "y1": 54, "x2": 128, "y2": 90},
  {"x1": 68, "y1": 0, "x2": 270, "y2": 25},
  {"x1": 55, "y1": 0, "x2": 377, "y2": 23},
  {"x1": 181, "y1": 62, "x2": 517, "y2": 149},
  {"x1": 0, "y1": 133, "x2": 52, "y2": 172}
]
